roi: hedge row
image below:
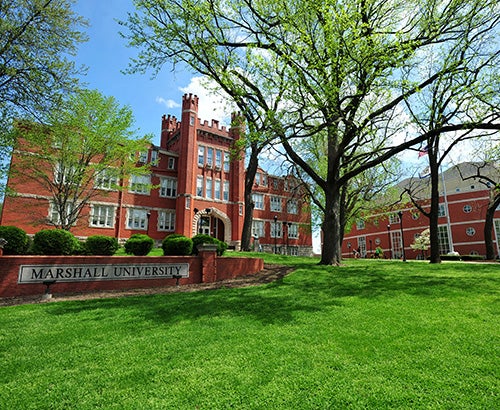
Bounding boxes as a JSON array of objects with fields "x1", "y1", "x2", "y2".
[{"x1": 0, "y1": 226, "x2": 229, "y2": 257}]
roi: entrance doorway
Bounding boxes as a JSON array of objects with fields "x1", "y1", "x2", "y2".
[{"x1": 196, "y1": 215, "x2": 225, "y2": 241}]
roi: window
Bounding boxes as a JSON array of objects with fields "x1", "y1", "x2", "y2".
[
  {"x1": 287, "y1": 200, "x2": 298, "y2": 214},
  {"x1": 206, "y1": 178, "x2": 213, "y2": 198},
  {"x1": 54, "y1": 162, "x2": 76, "y2": 185},
  {"x1": 390, "y1": 231, "x2": 402, "y2": 259},
  {"x1": 49, "y1": 202, "x2": 74, "y2": 226},
  {"x1": 94, "y1": 169, "x2": 118, "y2": 190},
  {"x1": 168, "y1": 157, "x2": 175, "y2": 169},
  {"x1": 138, "y1": 151, "x2": 148, "y2": 163},
  {"x1": 150, "y1": 150, "x2": 158, "y2": 165},
  {"x1": 262, "y1": 174, "x2": 267, "y2": 186},
  {"x1": 273, "y1": 179, "x2": 279, "y2": 190},
  {"x1": 158, "y1": 210, "x2": 176, "y2": 231},
  {"x1": 215, "y1": 150, "x2": 222, "y2": 169},
  {"x1": 411, "y1": 212, "x2": 420, "y2": 220},
  {"x1": 389, "y1": 213, "x2": 400, "y2": 224},
  {"x1": 160, "y1": 177, "x2": 177, "y2": 198},
  {"x1": 186, "y1": 196, "x2": 191, "y2": 209},
  {"x1": 207, "y1": 147, "x2": 213, "y2": 167},
  {"x1": 196, "y1": 176, "x2": 204, "y2": 196},
  {"x1": 190, "y1": 115, "x2": 195, "y2": 126},
  {"x1": 271, "y1": 220, "x2": 283, "y2": 238},
  {"x1": 223, "y1": 181, "x2": 229, "y2": 201},
  {"x1": 255, "y1": 173, "x2": 261, "y2": 185},
  {"x1": 466, "y1": 227, "x2": 476, "y2": 236},
  {"x1": 356, "y1": 219, "x2": 365, "y2": 230},
  {"x1": 437, "y1": 225, "x2": 451, "y2": 254},
  {"x1": 252, "y1": 220, "x2": 265, "y2": 237},
  {"x1": 214, "y1": 180, "x2": 221, "y2": 200},
  {"x1": 288, "y1": 223, "x2": 298, "y2": 239},
  {"x1": 270, "y1": 196, "x2": 282, "y2": 212},
  {"x1": 198, "y1": 146, "x2": 205, "y2": 166},
  {"x1": 438, "y1": 203, "x2": 446, "y2": 217},
  {"x1": 129, "y1": 174, "x2": 150, "y2": 195},
  {"x1": 91, "y1": 205, "x2": 115, "y2": 228},
  {"x1": 127, "y1": 208, "x2": 148, "y2": 229},
  {"x1": 252, "y1": 193, "x2": 264, "y2": 210},
  {"x1": 463, "y1": 204, "x2": 472, "y2": 213},
  {"x1": 223, "y1": 152, "x2": 230, "y2": 172}
]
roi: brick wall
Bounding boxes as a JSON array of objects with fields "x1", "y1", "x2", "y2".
[{"x1": 0, "y1": 251, "x2": 264, "y2": 298}]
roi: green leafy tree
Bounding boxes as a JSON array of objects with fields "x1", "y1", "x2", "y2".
[
  {"x1": 123, "y1": 0, "x2": 500, "y2": 265},
  {"x1": 10, "y1": 89, "x2": 151, "y2": 230},
  {"x1": 0, "y1": 0, "x2": 88, "y2": 187}
]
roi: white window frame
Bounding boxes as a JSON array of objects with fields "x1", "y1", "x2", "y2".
[
  {"x1": 270, "y1": 196, "x2": 282, "y2": 212},
  {"x1": 206, "y1": 147, "x2": 213, "y2": 167},
  {"x1": 252, "y1": 220, "x2": 265, "y2": 238},
  {"x1": 90, "y1": 204, "x2": 115, "y2": 228},
  {"x1": 94, "y1": 168, "x2": 119, "y2": 190},
  {"x1": 160, "y1": 177, "x2": 177, "y2": 198},
  {"x1": 168, "y1": 157, "x2": 175, "y2": 169},
  {"x1": 270, "y1": 220, "x2": 283, "y2": 238},
  {"x1": 158, "y1": 210, "x2": 176, "y2": 231},
  {"x1": 215, "y1": 150, "x2": 222, "y2": 169},
  {"x1": 129, "y1": 174, "x2": 150, "y2": 195},
  {"x1": 196, "y1": 176, "x2": 204, "y2": 197},
  {"x1": 127, "y1": 208, "x2": 148, "y2": 230},
  {"x1": 49, "y1": 201, "x2": 74, "y2": 226},
  {"x1": 206, "y1": 178, "x2": 213, "y2": 199},
  {"x1": 214, "y1": 179, "x2": 221, "y2": 200},
  {"x1": 223, "y1": 181, "x2": 229, "y2": 201},
  {"x1": 223, "y1": 151, "x2": 230, "y2": 172},
  {"x1": 287, "y1": 199, "x2": 298, "y2": 214},
  {"x1": 253, "y1": 193, "x2": 264, "y2": 210},
  {"x1": 198, "y1": 146, "x2": 205, "y2": 166},
  {"x1": 288, "y1": 223, "x2": 299, "y2": 239}
]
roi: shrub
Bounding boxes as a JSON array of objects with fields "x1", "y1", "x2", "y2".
[
  {"x1": 86, "y1": 235, "x2": 119, "y2": 256},
  {"x1": 32, "y1": 229, "x2": 78, "y2": 255},
  {"x1": 192, "y1": 234, "x2": 227, "y2": 256},
  {"x1": 162, "y1": 234, "x2": 193, "y2": 256},
  {"x1": 124, "y1": 234, "x2": 154, "y2": 256},
  {"x1": 0, "y1": 226, "x2": 30, "y2": 255}
]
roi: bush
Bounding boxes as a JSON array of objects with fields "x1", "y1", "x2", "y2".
[
  {"x1": 0, "y1": 226, "x2": 30, "y2": 255},
  {"x1": 124, "y1": 234, "x2": 154, "y2": 256},
  {"x1": 162, "y1": 234, "x2": 193, "y2": 256},
  {"x1": 191, "y1": 234, "x2": 227, "y2": 256},
  {"x1": 32, "y1": 229, "x2": 78, "y2": 255},
  {"x1": 86, "y1": 235, "x2": 119, "y2": 256}
]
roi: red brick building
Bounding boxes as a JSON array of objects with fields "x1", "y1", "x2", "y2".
[
  {"x1": 341, "y1": 164, "x2": 500, "y2": 259},
  {"x1": 1, "y1": 94, "x2": 313, "y2": 254}
]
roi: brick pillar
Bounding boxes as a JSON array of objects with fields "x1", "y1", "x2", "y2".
[{"x1": 198, "y1": 244, "x2": 218, "y2": 283}]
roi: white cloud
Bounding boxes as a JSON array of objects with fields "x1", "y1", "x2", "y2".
[
  {"x1": 179, "y1": 76, "x2": 235, "y2": 126},
  {"x1": 155, "y1": 96, "x2": 181, "y2": 109}
]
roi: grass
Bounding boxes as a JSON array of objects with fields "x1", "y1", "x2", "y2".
[{"x1": 0, "y1": 256, "x2": 498, "y2": 409}]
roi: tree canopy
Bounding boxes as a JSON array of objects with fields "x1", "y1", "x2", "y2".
[
  {"x1": 11, "y1": 89, "x2": 151, "y2": 230},
  {"x1": 0, "y1": 0, "x2": 87, "y2": 185},
  {"x1": 123, "y1": 0, "x2": 500, "y2": 264}
]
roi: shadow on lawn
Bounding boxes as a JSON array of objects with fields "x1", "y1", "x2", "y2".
[{"x1": 44, "y1": 261, "x2": 498, "y2": 325}]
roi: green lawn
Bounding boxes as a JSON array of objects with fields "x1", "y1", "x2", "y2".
[{"x1": 0, "y1": 256, "x2": 498, "y2": 409}]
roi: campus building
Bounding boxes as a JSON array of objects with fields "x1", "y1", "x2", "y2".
[
  {"x1": 342, "y1": 163, "x2": 500, "y2": 259},
  {"x1": 1, "y1": 94, "x2": 313, "y2": 255}
]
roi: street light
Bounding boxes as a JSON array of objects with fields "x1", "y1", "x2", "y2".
[
  {"x1": 387, "y1": 224, "x2": 392, "y2": 259},
  {"x1": 273, "y1": 215, "x2": 278, "y2": 254},
  {"x1": 282, "y1": 221, "x2": 288, "y2": 255},
  {"x1": 398, "y1": 210, "x2": 407, "y2": 262},
  {"x1": 146, "y1": 211, "x2": 151, "y2": 235}
]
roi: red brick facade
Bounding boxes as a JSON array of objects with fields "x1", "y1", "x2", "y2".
[
  {"x1": 1, "y1": 94, "x2": 313, "y2": 254},
  {"x1": 342, "y1": 167, "x2": 500, "y2": 259}
]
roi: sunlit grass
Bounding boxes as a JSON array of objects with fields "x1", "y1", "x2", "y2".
[{"x1": 0, "y1": 257, "x2": 498, "y2": 409}]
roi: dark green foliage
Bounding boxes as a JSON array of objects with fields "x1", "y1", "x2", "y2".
[
  {"x1": 192, "y1": 234, "x2": 227, "y2": 256},
  {"x1": 124, "y1": 234, "x2": 154, "y2": 256},
  {"x1": 85, "y1": 235, "x2": 119, "y2": 256},
  {"x1": 162, "y1": 234, "x2": 193, "y2": 256},
  {"x1": 31, "y1": 229, "x2": 78, "y2": 255},
  {"x1": 0, "y1": 225, "x2": 30, "y2": 255}
]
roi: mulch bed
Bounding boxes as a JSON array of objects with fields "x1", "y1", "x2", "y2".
[{"x1": 0, "y1": 264, "x2": 294, "y2": 307}]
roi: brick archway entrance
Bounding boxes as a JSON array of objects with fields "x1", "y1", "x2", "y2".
[{"x1": 192, "y1": 208, "x2": 232, "y2": 242}]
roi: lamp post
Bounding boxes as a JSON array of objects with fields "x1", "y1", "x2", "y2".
[
  {"x1": 347, "y1": 242, "x2": 352, "y2": 258},
  {"x1": 282, "y1": 221, "x2": 288, "y2": 255},
  {"x1": 369, "y1": 239, "x2": 373, "y2": 257},
  {"x1": 273, "y1": 215, "x2": 278, "y2": 254},
  {"x1": 398, "y1": 210, "x2": 407, "y2": 262},
  {"x1": 387, "y1": 224, "x2": 392, "y2": 259},
  {"x1": 146, "y1": 211, "x2": 151, "y2": 235}
]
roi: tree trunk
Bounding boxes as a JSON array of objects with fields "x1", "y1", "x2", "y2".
[
  {"x1": 319, "y1": 188, "x2": 342, "y2": 265},
  {"x1": 240, "y1": 147, "x2": 259, "y2": 251},
  {"x1": 428, "y1": 146, "x2": 441, "y2": 264},
  {"x1": 484, "y1": 195, "x2": 500, "y2": 260}
]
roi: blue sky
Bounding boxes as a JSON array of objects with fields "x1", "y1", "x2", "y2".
[{"x1": 72, "y1": 0, "x2": 230, "y2": 146}]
